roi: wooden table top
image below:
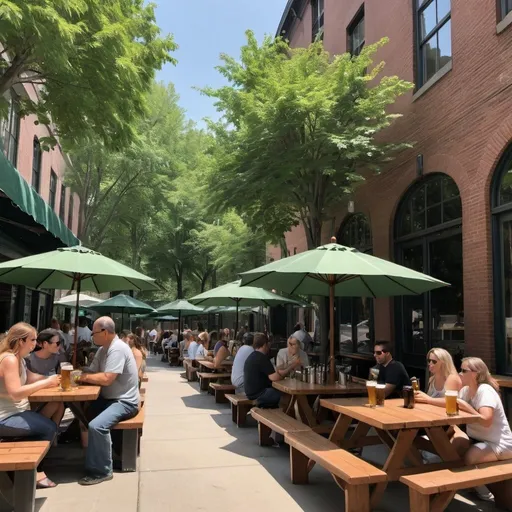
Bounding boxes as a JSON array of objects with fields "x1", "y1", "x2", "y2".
[
  {"x1": 493, "y1": 375, "x2": 512, "y2": 388},
  {"x1": 197, "y1": 359, "x2": 233, "y2": 370},
  {"x1": 320, "y1": 397, "x2": 481, "y2": 430},
  {"x1": 28, "y1": 385, "x2": 101, "y2": 403},
  {"x1": 273, "y1": 379, "x2": 366, "y2": 395}
]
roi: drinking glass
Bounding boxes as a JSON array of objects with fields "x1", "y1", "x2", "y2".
[
  {"x1": 445, "y1": 390, "x2": 458, "y2": 416},
  {"x1": 60, "y1": 364, "x2": 73, "y2": 392},
  {"x1": 366, "y1": 380, "x2": 377, "y2": 407},
  {"x1": 376, "y1": 384, "x2": 386, "y2": 407}
]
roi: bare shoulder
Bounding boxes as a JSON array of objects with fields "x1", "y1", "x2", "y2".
[{"x1": 446, "y1": 373, "x2": 462, "y2": 390}]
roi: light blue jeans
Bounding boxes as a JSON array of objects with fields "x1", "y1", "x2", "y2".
[{"x1": 85, "y1": 397, "x2": 138, "y2": 477}]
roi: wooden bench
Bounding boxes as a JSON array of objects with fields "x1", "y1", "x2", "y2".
[
  {"x1": 183, "y1": 360, "x2": 198, "y2": 382},
  {"x1": 400, "y1": 460, "x2": 512, "y2": 512},
  {"x1": 141, "y1": 374, "x2": 149, "y2": 383},
  {"x1": 112, "y1": 403, "x2": 146, "y2": 472},
  {"x1": 251, "y1": 407, "x2": 311, "y2": 446},
  {"x1": 225, "y1": 394, "x2": 256, "y2": 427},
  {"x1": 197, "y1": 372, "x2": 231, "y2": 391},
  {"x1": 209, "y1": 383, "x2": 236, "y2": 403},
  {"x1": 168, "y1": 348, "x2": 180, "y2": 366},
  {"x1": 0, "y1": 440, "x2": 50, "y2": 512},
  {"x1": 285, "y1": 430, "x2": 387, "y2": 512}
]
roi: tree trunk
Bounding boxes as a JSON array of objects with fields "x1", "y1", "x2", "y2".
[{"x1": 175, "y1": 269, "x2": 184, "y2": 299}]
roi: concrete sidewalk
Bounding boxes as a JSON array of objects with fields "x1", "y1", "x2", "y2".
[{"x1": 32, "y1": 355, "x2": 496, "y2": 512}]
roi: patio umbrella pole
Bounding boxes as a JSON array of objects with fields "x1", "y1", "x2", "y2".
[
  {"x1": 72, "y1": 274, "x2": 81, "y2": 368},
  {"x1": 235, "y1": 299, "x2": 239, "y2": 334},
  {"x1": 329, "y1": 276, "x2": 335, "y2": 385}
]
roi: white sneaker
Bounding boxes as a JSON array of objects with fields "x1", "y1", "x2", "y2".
[{"x1": 472, "y1": 485, "x2": 494, "y2": 502}]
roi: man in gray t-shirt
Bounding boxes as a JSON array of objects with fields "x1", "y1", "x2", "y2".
[{"x1": 78, "y1": 316, "x2": 139, "y2": 486}]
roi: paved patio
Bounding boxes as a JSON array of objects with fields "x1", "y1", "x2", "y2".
[{"x1": 27, "y1": 356, "x2": 498, "y2": 512}]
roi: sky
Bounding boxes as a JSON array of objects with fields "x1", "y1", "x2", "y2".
[{"x1": 154, "y1": 0, "x2": 289, "y2": 127}]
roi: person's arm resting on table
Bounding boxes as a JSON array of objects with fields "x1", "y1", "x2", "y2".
[
  {"x1": 80, "y1": 346, "x2": 123, "y2": 386},
  {"x1": 269, "y1": 359, "x2": 302, "y2": 381}
]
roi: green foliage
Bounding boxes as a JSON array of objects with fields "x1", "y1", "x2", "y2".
[
  {"x1": 202, "y1": 32, "x2": 413, "y2": 249},
  {"x1": 0, "y1": 0, "x2": 176, "y2": 148}
]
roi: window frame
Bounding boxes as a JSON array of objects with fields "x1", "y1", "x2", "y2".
[
  {"x1": 311, "y1": 0, "x2": 325, "y2": 41},
  {"x1": 1, "y1": 90, "x2": 20, "y2": 167},
  {"x1": 68, "y1": 193, "x2": 74, "y2": 230},
  {"x1": 59, "y1": 184, "x2": 66, "y2": 221},
  {"x1": 32, "y1": 138, "x2": 42, "y2": 193},
  {"x1": 49, "y1": 170, "x2": 57, "y2": 210},
  {"x1": 415, "y1": 0, "x2": 452, "y2": 87},
  {"x1": 347, "y1": 5, "x2": 365, "y2": 56}
]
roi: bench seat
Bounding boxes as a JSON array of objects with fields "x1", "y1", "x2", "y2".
[
  {"x1": 400, "y1": 460, "x2": 512, "y2": 512},
  {"x1": 225, "y1": 394, "x2": 256, "y2": 427},
  {"x1": 285, "y1": 430, "x2": 386, "y2": 512},
  {"x1": 251, "y1": 407, "x2": 311, "y2": 446},
  {"x1": 197, "y1": 372, "x2": 231, "y2": 391},
  {"x1": 209, "y1": 383, "x2": 236, "y2": 403},
  {"x1": 0, "y1": 440, "x2": 50, "y2": 512}
]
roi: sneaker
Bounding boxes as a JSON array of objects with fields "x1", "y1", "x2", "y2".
[
  {"x1": 472, "y1": 485, "x2": 494, "y2": 502},
  {"x1": 78, "y1": 473, "x2": 113, "y2": 486}
]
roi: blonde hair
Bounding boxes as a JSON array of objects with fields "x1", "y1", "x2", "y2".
[
  {"x1": 461, "y1": 357, "x2": 499, "y2": 392},
  {"x1": 198, "y1": 332, "x2": 208, "y2": 345},
  {"x1": 0, "y1": 322, "x2": 36, "y2": 357}
]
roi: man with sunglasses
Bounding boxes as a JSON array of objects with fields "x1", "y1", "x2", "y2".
[
  {"x1": 372, "y1": 341, "x2": 410, "y2": 398},
  {"x1": 78, "y1": 316, "x2": 139, "y2": 486}
]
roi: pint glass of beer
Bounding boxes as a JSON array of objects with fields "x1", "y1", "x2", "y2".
[
  {"x1": 60, "y1": 364, "x2": 73, "y2": 392},
  {"x1": 376, "y1": 384, "x2": 386, "y2": 407},
  {"x1": 445, "y1": 390, "x2": 458, "y2": 416},
  {"x1": 366, "y1": 380, "x2": 377, "y2": 407}
]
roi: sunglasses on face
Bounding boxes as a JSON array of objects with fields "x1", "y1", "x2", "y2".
[
  {"x1": 47, "y1": 340, "x2": 61, "y2": 346},
  {"x1": 427, "y1": 358, "x2": 438, "y2": 365},
  {"x1": 373, "y1": 350, "x2": 388, "y2": 356},
  {"x1": 92, "y1": 328, "x2": 106, "y2": 336}
]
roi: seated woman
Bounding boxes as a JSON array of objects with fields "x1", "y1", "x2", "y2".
[
  {"x1": 210, "y1": 335, "x2": 230, "y2": 369},
  {"x1": 414, "y1": 348, "x2": 462, "y2": 406},
  {"x1": 25, "y1": 328, "x2": 67, "y2": 427},
  {"x1": 195, "y1": 332, "x2": 209, "y2": 360},
  {"x1": 0, "y1": 323, "x2": 61, "y2": 488},
  {"x1": 276, "y1": 336, "x2": 309, "y2": 371},
  {"x1": 125, "y1": 333, "x2": 147, "y2": 384},
  {"x1": 213, "y1": 330, "x2": 229, "y2": 356}
]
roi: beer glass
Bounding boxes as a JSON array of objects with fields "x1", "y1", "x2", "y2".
[
  {"x1": 376, "y1": 384, "x2": 386, "y2": 407},
  {"x1": 366, "y1": 380, "x2": 377, "y2": 407},
  {"x1": 60, "y1": 364, "x2": 73, "y2": 392},
  {"x1": 445, "y1": 390, "x2": 459, "y2": 416}
]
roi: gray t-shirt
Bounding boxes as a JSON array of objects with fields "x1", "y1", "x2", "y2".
[
  {"x1": 25, "y1": 352, "x2": 63, "y2": 376},
  {"x1": 88, "y1": 337, "x2": 139, "y2": 406}
]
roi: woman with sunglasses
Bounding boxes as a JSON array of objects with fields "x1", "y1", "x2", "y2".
[
  {"x1": 414, "y1": 348, "x2": 462, "y2": 406},
  {"x1": 26, "y1": 328, "x2": 67, "y2": 426},
  {"x1": 0, "y1": 323, "x2": 61, "y2": 488}
]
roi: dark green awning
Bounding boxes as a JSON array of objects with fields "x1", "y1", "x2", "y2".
[{"x1": 0, "y1": 151, "x2": 79, "y2": 247}]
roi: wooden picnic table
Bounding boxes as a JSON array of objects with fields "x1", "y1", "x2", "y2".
[
  {"x1": 273, "y1": 379, "x2": 366, "y2": 428},
  {"x1": 196, "y1": 359, "x2": 233, "y2": 372},
  {"x1": 320, "y1": 396, "x2": 481, "y2": 509},
  {"x1": 29, "y1": 385, "x2": 101, "y2": 427}
]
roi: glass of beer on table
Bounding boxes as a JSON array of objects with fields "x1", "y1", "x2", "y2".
[
  {"x1": 376, "y1": 384, "x2": 386, "y2": 407},
  {"x1": 60, "y1": 364, "x2": 73, "y2": 392},
  {"x1": 445, "y1": 390, "x2": 458, "y2": 416},
  {"x1": 366, "y1": 380, "x2": 377, "y2": 407}
]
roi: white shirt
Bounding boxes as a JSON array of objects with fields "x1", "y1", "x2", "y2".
[
  {"x1": 231, "y1": 345, "x2": 254, "y2": 389},
  {"x1": 149, "y1": 329, "x2": 157, "y2": 341},
  {"x1": 196, "y1": 345, "x2": 206, "y2": 359},
  {"x1": 188, "y1": 341, "x2": 199, "y2": 360},
  {"x1": 276, "y1": 348, "x2": 309, "y2": 369},
  {"x1": 459, "y1": 384, "x2": 512, "y2": 454},
  {"x1": 61, "y1": 332, "x2": 73, "y2": 350},
  {"x1": 77, "y1": 326, "x2": 92, "y2": 342}
]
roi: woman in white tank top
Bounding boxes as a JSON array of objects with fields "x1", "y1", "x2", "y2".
[
  {"x1": 415, "y1": 347, "x2": 462, "y2": 406},
  {"x1": 0, "y1": 323, "x2": 61, "y2": 488}
]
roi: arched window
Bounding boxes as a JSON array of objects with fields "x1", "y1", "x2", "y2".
[
  {"x1": 395, "y1": 173, "x2": 463, "y2": 374},
  {"x1": 492, "y1": 144, "x2": 512, "y2": 374},
  {"x1": 337, "y1": 213, "x2": 374, "y2": 355}
]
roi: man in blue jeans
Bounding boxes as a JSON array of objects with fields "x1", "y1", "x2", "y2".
[
  {"x1": 78, "y1": 316, "x2": 139, "y2": 485},
  {"x1": 243, "y1": 333, "x2": 302, "y2": 408}
]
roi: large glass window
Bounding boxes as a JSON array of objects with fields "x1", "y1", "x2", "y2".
[
  {"x1": 416, "y1": 0, "x2": 451, "y2": 86},
  {"x1": 337, "y1": 213, "x2": 374, "y2": 354},
  {"x1": 32, "y1": 138, "x2": 42, "y2": 193},
  {"x1": 395, "y1": 174, "x2": 463, "y2": 372},
  {"x1": 492, "y1": 144, "x2": 512, "y2": 374},
  {"x1": 348, "y1": 7, "x2": 365, "y2": 56},
  {"x1": 0, "y1": 90, "x2": 20, "y2": 166},
  {"x1": 312, "y1": 0, "x2": 324, "y2": 41}
]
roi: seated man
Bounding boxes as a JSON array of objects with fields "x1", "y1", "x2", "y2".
[
  {"x1": 231, "y1": 332, "x2": 254, "y2": 394},
  {"x1": 276, "y1": 335, "x2": 309, "y2": 370},
  {"x1": 243, "y1": 332, "x2": 302, "y2": 408},
  {"x1": 372, "y1": 341, "x2": 410, "y2": 397},
  {"x1": 78, "y1": 316, "x2": 139, "y2": 485}
]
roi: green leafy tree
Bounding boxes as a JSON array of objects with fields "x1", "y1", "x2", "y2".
[
  {"x1": 203, "y1": 33, "x2": 413, "y2": 250},
  {"x1": 0, "y1": 0, "x2": 176, "y2": 147}
]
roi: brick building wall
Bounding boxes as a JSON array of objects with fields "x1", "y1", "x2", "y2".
[{"x1": 275, "y1": 0, "x2": 512, "y2": 369}]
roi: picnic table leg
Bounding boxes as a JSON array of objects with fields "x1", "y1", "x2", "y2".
[
  {"x1": 424, "y1": 427, "x2": 460, "y2": 462},
  {"x1": 295, "y1": 395, "x2": 317, "y2": 427},
  {"x1": 283, "y1": 395, "x2": 296, "y2": 417},
  {"x1": 67, "y1": 402, "x2": 90, "y2": 428},
  {"x1": 370, "y1": 428, "x2": 418, "y2": 509},
  {"x1": 345, "y1": 422, "x2": 371, "y2": 449},
  {"x1": 329, "y1": 413, "x2": 353, "y2": 445},
  {"x1": 13, "y1": 469, "x2": 36, "y2": 512}
]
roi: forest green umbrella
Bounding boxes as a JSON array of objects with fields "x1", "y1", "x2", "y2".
[
  {"x1": 189, "y1": 280, "x2": 301, "y2": 332},
  {"x1": 240, "y1": 237, "x2": 449, "y2": 383},
  {"x1": 88, "y1": 294, "x2": 156, "y2": 329},
  {"x1": 154, "y1": 299, "x2": 204, "y2": 333},
  {"x1": 0, "y1": 245, "x2": 158, "y2": 365}
]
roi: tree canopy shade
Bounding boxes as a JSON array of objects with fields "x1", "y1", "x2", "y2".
[
  {"x1": 0, "y1": 0, "x2": 176, "y2": 148},
  {"x1": 202, "y1": 33, "x2": 413, "y2": 250}
]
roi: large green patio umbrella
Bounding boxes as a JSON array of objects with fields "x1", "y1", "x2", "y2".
[
  {"x1": 240, "y1": 237, "x2": 449, "y2": 383},
  {"x1": 189, "y1": 280, "x2": 301, "y2": 332},
  {"x1": 154, "y1": 299, "x2": 204, "y2": 333},
  {"x1": 88, "y1": 294, "x2": 156, "y2": 329},
  {"x1": 0, "y1": 245, "x2": 158, "y2": 365}
]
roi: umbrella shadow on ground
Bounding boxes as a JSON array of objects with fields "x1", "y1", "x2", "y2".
[{"x1": 181, "y1": 392, "x2": 232, "y2": 413}]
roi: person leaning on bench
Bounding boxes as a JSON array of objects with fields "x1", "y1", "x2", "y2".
[
  {"x1": 0, "y1": 322, "x2": 61, "y2": 489},
  {"x1": 78, "y1": 316, "x2": 139, "y2": 486},
  {"x1": 243, "y1": 333, "x2": 302, "y2": 409}
]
